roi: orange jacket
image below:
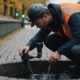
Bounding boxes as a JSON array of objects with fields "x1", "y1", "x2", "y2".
[{"x1": 55, "y1": 3, "x2": 80, "y2": 39}]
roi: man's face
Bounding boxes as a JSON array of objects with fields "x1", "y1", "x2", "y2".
[{"x1": 35, "y1": 14, "x2": 50, "y2": 29}]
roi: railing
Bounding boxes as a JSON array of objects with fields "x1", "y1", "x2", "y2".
[{"x1": 0, "y1": 19, "x2": 21, "y2": 38}]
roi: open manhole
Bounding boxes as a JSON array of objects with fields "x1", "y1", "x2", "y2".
[{"x1": 1, "y1": 61, "x2": 80, "y2": 80}]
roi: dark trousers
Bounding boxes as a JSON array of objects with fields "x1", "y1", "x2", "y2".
[{"x1": 44, "y1": 33, "x2": 80, "y2": 64}]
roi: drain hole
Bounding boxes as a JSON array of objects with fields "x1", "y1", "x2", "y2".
[
  {"x1": 7, "y1": 71, "x2": 80, "y2": 79},
  {"x1": 1, "y1": 61, "x2": 80, "y2": 79}
]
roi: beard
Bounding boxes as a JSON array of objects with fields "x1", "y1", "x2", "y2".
[{"x1": 41, "y1": 20, "x2": 50, "y2": 29}]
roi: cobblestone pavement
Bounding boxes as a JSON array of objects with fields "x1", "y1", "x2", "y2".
[{"x1": 0, "y1": 25, "x2": 73, "y2": 80}]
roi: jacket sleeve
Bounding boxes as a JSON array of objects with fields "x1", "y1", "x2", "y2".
[
  {"x1": 27, "y1": 28, "x2": 51, "y2": 50},
  {"x1": 58, "y1": 13, "x2": 80, "y2": 55}
]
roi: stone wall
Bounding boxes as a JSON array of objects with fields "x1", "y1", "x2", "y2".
[{"x1": 0, "y1": 19, "x2": 21, "y2": 38}]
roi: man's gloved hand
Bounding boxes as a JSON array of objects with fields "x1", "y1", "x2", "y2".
[
  {"x1": 19, "y1": 45, "x2": 30, "y2": 56},
  {"x1": 49, "y1": 51, "x2": 61, "y2": 63}
]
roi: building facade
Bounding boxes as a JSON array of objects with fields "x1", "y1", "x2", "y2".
[{"x1": 0, "y1": 0, "x2": 46, "y2": 19}]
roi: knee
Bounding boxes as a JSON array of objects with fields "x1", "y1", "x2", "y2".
[
  {"x1": 71, "y1": 45, "x2": 80, "y2": 59},
  {"x1": 71, "y1": 46, "x2": 77, "y2": 54}
]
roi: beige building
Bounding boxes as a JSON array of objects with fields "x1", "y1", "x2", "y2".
[{"x1": 0, "y1": 0, "x2": 46, "y2": 19}]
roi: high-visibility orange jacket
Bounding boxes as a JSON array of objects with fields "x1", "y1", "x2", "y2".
[
  {"x1": 27, "y1": 3, "x2": 80, "y2": 55},
  {"x1": 51, "y1": 3, "x2": 80, "y2": 39}
]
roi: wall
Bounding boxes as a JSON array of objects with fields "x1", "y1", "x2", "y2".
[{"x1": 0, "y1": 19, "x2": 21, "y2": 38}]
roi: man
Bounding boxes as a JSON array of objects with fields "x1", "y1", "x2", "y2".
[{"x1": 19, "y1": 3, "x2": 80, "y2": 66}]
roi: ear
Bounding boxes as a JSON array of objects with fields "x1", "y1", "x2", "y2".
[{"x1": 43, "y1": 14, "x2": 47, "y2": 20}]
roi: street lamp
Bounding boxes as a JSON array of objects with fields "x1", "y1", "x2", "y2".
[
  {"x1": 15, "y1": 12, "x2": 19, "y2": 19},
  {"x1": 21, "y1": 14, "x2": 25, "y2": 28},
  {"x1": 21, "y1": 14, "x2": 25, "y2": 18}
]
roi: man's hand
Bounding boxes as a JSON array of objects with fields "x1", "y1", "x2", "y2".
[
  {"x1": 19, "y1": 45, "x2": 30, "y2": 56},
  {"x1": 49, "y1": 51, "x2": 61, "y2": 62}
]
